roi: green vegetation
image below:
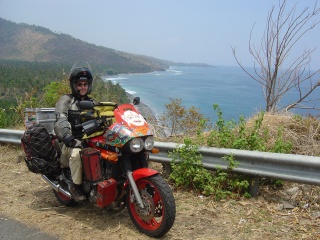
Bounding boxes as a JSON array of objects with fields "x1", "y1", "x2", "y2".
[
  {"x1": 159, "y1": 98, "x2": 210, "y2": 138},
  {"x1": 158, "y1": 100, "x2": 292, "y2": 153},
  {"x1": 0, "y1": 60, "x2": 67, "y2": 102},
  {"x1": 156, "y1": 99, "x2": 297, "y2": 199},
  {"x1": 0, "y1": 60, "x2": 68, "y2": 126},
  {"x1": 169, "y1": 138, "x2": 250, "y2": 200},
  {"x1": 0, "y1": 60, "x2": 129, "y2": 128},
  {"x1": 93, "y1": 80, "x2": 129, "y2": 103},
  {"x1": 206, "y1": 104, "x2": 292, "y2": 153}
]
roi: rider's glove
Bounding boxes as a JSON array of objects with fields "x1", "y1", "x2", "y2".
[
  {"x1": 70, "y1": 139, "x2": 83, "y2": 148},
  {"x1": 63, "y1": 134, "x2": 82, "y2": 148}
]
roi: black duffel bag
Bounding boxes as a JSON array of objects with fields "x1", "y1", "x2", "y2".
[{"x1": 21, "y1": 123, "x2": 61, "y2": 176}]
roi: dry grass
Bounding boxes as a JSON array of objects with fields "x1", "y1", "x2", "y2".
[
  {"x1": 247, "y1": 112, "x2": 320, "y2": 156},
  {"x1": 156, "y1": 111, "x2": 320, "y2": 156},
  {"x1": 1, "y1": 142, "x2": 320, "y2": 239}
]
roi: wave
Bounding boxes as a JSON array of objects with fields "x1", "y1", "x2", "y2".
[
  {"x1": 105, "y1": 76, "x2": 129, "y2": 81},
  {"x1": 125, "y1": 90, "x2": 137, "y2": 95},
  {"x1": 167, "y1": 69, "x2": 182, "y2": 75}
]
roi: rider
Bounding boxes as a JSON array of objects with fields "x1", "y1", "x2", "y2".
[{"x1": 54, "y1": 62, "x2": 94, "y2": 201}]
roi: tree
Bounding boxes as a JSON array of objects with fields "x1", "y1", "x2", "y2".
[
  {"x1": 159, "y1": 98, "x2": 209, "y2": 137},
  {"x1": 233, "y1": 0, "x2": 320, "y2": 112},
  {"x1": 43, "y1": 79, "x2": 70, "y2": 107}
]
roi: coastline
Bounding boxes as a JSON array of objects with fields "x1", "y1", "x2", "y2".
[
  {"x1": 126, "y1": 92, "x2": 158, "y2": 120},
  {"x1": 126, "y1": 92, "x2": 167, "y2": 139},
  {"x1": 104, "y1": 72, "x2": 159, "y2": 119}
]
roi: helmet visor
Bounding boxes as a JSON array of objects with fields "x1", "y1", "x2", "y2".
[{"x1": 70, "y1": 60, "x2": 92, "y2": 75}]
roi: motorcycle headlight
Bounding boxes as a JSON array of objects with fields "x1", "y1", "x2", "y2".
[
  {"x1": 130, "y1": 138, "x2": 144, "y2": 153},
  {"x1": 144, "y1": 136, "x2": 154, "y2": 150}
]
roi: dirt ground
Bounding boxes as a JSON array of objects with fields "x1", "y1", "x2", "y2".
[{"x1": 0, "y1": 144, "x2": 319, "y2": 240}]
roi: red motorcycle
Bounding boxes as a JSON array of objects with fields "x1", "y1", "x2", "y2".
[{"x1": 21, "y1": 97, "x2": 176, "y2": 238}]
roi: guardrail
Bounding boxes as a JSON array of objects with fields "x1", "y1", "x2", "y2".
[
  {"x1": 0, "y1": 129, "x2": 25, "y2": 144},
  {"x1": 1, "y1": 128, "x2": 320, "y2": 196}
]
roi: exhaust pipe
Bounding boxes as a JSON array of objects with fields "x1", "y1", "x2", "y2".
[{"x1": 42, "y1": 175, "x2": 72, "y2": 198}]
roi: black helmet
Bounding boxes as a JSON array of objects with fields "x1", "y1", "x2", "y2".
[{"x1": 69, "y1": 61, "x2": 93, "y2": 96}]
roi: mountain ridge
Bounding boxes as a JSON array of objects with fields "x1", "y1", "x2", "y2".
[{"x1": 0, "y1": 18, "x2": 171, "y2": 74}]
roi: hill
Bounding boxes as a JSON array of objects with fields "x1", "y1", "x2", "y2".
[{"x1": 0, "y1": 18, "x2": 170, "y2": 74}]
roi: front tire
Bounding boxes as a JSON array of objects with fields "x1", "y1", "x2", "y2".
[{"x1": 126, "y1": 174, "x2": 176, "y2": 238}]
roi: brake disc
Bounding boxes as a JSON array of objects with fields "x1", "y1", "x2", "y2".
[{"x1": 133, "y1": 189, "x2": 155, "y2": 221}]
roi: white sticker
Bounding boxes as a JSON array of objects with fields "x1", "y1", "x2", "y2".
[{"x1": 121, "y1": 110, "x2": 145, "y2": 126}]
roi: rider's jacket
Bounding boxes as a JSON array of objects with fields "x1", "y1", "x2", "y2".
[{"x1": 54, "y1": 94, "x2": 92, "y2": 141}]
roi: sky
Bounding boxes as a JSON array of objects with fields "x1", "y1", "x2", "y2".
[{"x1": 1, "y1": 0, "x2": 320, "y2": 69}]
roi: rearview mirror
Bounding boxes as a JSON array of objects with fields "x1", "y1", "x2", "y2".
[{"x1": 133, "y1": 97, "x2": 140, "y2": 105}]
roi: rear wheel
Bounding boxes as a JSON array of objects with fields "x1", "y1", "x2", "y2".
[
  {"x1": 126, "y1": 174, "x2": 176, "y2": 237},
  {"x1": 52, "y1": 184, "x2": 77, "y2": 207}
]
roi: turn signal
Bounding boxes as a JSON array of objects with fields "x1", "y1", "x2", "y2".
[
  {"x1": 151, "y1": 148, "x2": 160, "y2": 154},
  {"x1": 101, "y1": 152, "x2": 118, "y2": 162},
  {"x1": 108, "y1": 153, "x2": 118, "y2": 162}
]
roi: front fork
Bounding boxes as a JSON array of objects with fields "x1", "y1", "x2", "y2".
[
  {"x1": 126, "y1": 170, "x2": 145, "y2": 208},
  {"x1": 122, "y1": 152, "x2": 156, "y2": 209}
]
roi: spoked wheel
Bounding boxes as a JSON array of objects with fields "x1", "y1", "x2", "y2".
[{"x1": 126, "y1": 174, "x2": 176, "y2": 238}]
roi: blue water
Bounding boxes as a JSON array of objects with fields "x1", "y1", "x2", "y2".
[{"x1": 105, "y1": 66, "x2": 318, "y2": 123}]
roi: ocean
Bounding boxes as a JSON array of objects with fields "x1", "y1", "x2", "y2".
[{"x1": 105, "y1": 65, "x2": 318, "y2": 123}]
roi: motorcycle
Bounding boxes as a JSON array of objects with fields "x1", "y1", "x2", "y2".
[{"x1": 21, "y1": 97, "x2": 176, "y2": 238}]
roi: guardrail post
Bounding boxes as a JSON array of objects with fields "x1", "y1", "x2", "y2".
[
  {"x1": 161, "y1": 162, "x2": 172, "y2": 178},
  {"x1": 248, "y1": 176, "x2": 259, "y2": 197}
]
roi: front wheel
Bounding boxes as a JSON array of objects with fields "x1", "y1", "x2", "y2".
[{"x1": 126, "y1": 174, "x2": 176, "y2": 238}]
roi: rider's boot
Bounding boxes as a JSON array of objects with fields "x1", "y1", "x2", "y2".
[{"x1": 69, "y1": 182, "x2": 86, "y2": 202}]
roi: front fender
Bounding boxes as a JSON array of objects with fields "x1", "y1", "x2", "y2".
[{"x1": 132, "y1": 168, "x2": 159, "y2": 181}]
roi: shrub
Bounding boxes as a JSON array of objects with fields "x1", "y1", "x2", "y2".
[
  {"x1": 159, "y1": 98, "x2": 210, "y2": 140},
  {"x1": 169, "y1": 138, "x2": 250, "y2": 200},
  {"x1": 206, "y1": 104, "x2": 292, "y2": 153}
]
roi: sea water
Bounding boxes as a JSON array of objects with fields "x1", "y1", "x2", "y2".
[{"x1": 105, "y1": 65, "x2": 318, "y2": 123}]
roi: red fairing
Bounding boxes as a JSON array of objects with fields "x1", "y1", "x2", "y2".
[
  {"x1": 114, "y1": 103, "x2": 149, "y2": 129},
  {"x1": 132, "y1": 168, "x2": 159, "y2": 180},
  {"x1": 87, "y1": 134, "x2": 105, "y2": 148}
]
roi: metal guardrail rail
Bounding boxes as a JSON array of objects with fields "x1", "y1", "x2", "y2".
[
  {"x1": 0, "y1": 129, "x2": 25, "y2": 145},
  {"x1": 1, "y1": 128, "x2": 320, "y2": 195}
]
